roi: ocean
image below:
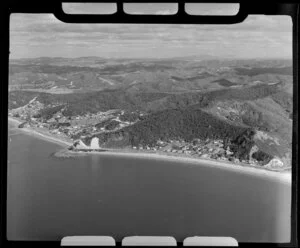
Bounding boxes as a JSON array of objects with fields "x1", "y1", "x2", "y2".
[{"x1": 7, "y1": 122, "x2": 291, "y2": 242}]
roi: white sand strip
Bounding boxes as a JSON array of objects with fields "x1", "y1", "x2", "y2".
[{"x1": 8, "y1": 117, "x2": 72, "y2": 147}]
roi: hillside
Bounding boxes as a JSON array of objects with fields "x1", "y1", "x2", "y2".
[
  {"x1": 82, "y1": 107, "x2": 280, "y2": 164},
  {"x1": 8, "y1": 57, "x2": 293, "y2": 169},
  {"x1": 83, "y1": 107, "x2": 250, "y2": 147},
  {"x1": 9, "y1": 82, "x2": 282, "y2": 115}
]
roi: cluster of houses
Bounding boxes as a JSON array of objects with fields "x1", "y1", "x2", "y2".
[
  {"x1": 9, "y1": 99, "x2": 44, "y2": 121},
  {"x1": 9, "y1": 100, "x2": 143, "y2": 143},
  {"x1": 131, "y1": 138, "x2": 238, "y2": 162}
]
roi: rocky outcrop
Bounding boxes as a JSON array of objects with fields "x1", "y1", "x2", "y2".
[{"x1": 264, "y1": 157, "x2": 284, "y2": 170}]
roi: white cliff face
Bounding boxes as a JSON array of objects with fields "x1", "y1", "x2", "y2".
[
  {"x1": 90, "y1": 137, "x2": 100, "y2": 149},
  {"x1": 76, "y1": 140, "x2": 89, "y2": 149},
  {"x1": 75, "y1": 137, "x2": 100, "y2": 149}
]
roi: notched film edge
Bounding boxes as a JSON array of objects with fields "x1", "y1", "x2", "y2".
[{"x1": 1, "y1": 1, "x2": 298, "y2": 247}]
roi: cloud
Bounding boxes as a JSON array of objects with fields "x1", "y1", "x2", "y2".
[{"x1": 9, "y1": 13, "x2": 292, "y2": 59}]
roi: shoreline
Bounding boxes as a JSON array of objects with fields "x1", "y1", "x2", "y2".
[
  {"x1": 8, "y1": 117, "x2": 73, "y2": 147},
  {"x1": 66, "y1": 148, "x2": 291, "y2": 184},
  {"x1": 8, "y1": 117, "x2": 291, "y2": 184}
]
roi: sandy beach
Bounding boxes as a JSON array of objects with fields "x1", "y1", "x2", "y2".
[
  {"x1": 69, "y1": 149, "x2": 291, "y2": 184},
  {"x1": 8, "y1": 116, "x2": 291, "y2": 184},
  {"x1": 8, "y1": 117, "x2": 72, "y2": 147}
]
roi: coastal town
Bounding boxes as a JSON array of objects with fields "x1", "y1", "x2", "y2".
[
  {"x1": 8, "y1": 96, "x2": 286, "y2": 171},
  {"x1": 8, "y1": 97, "x2": 139, "y2": 142}
]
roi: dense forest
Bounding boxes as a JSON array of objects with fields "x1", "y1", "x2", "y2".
[
  {"x1": 87, "y1": 108, "x2": 252, "y2": 149},
  {"x1": 228, "y1": 129, "x2": 256, "y2": 161},
  {"x1": 33, "y1": 105, "x2": 66, "y2": 120}
]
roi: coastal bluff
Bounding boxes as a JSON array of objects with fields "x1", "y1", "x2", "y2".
[{"x1": 74, "y1": 137, "x2": 101, "y2": 149}]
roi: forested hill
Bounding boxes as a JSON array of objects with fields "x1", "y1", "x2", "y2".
[
  {"x1": 84, "y1": 108, "x2": 251, "y2": 146},
  {"x1": 124, "y1": 108, "x2": 251, "y2": 146},
  {"x1": 9, "y1": 82, "x2": 283, "y2": 115}
]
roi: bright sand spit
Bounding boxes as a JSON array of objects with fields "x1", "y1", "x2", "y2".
[
  {"x1": 8, "y1": 117, "x2": 291, "y2": 185},
  {"x1": 8, "y1": 117, "x2": 72, "y2": 147}
]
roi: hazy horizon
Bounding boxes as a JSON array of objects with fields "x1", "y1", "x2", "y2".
[
  {"x1": 10, "y1": 55, "x2": 293, "y2": 61},
  {"x1": 10, "y1": 3, "x2": 292, "y2": 60}
]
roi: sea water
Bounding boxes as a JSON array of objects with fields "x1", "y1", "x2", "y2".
[{"x1": 7, "y1": 123, "x2": 291, "y2": 242}]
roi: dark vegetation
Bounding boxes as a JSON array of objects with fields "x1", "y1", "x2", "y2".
[
  {"x1": 9, "y1": 91, "x2": 38, "y2": 109},
  {"x1": 49, "y1": 122, "x2": 71, "y2": 130},
  {"x1": 228, "y1": 129, "x2": 256, "y2": 161},
  {"x1": 235, "y1": 66, "x2": 292, "y2": 76},
  {"x1": 212, "y1": 78, "x2": 237, "y2": 87},
  {"x1": 135, "y1": 92, "x2": 171, "y2": 102},
  {"x1": 95, "y1": 119, "x2": 113, "y2": 129},
  {"x1": 104, "y1": 108, "x2": 251, "y2": 147},
  {"x1": 85, "y1": 108, "x2": 260, "y2": 161},
  {"x1": 119, "y1": 112, "x2": 140, "y2": 122},
  {"x1": 9, "y1": 83, "x2": 281, "y2": 118},
  {"x1": 252, "y1": 150, "x2": 273, "y2": 165},
  {"x1": 9, "y1": 64, "x2": 100, "y2": 75},
  {"x1": 71, "y1": 129, "x2": 90, "y2": 140},
  {"x1": 9, "y1": 63, "x2": 174, "y2": 76},
  {"x1": 61, "y1": 91, "x2": 141, "y2": 116},
  {"x1": 207, "y1": 84, "x2": 279, "y2": 101},
  {"x1": 34, "y1": 105, "x2": 65, "y2": 120},
  {"x1": 100, "y1": 63, "x2": 174, "y2": 74},
  {"x1": 105, "y1": 120, "x2": 120, "y2": 130},
  {"x1": 18, "y1": 122, "x2": 27, "y2": 128},
  {"x1": 240, "y1": 109, "x2": 269, "y2": 131},
  {"x1": 147, "y1": 83, "x2": 280, "y2": 112},
  {"x1": 170, "y1": 74, "x2": 212, "y2": 82},
  {"x1": 254, "y1": 137, "x2": 289, "y2": 160},
  {"x1": 95, "y1": 119, "x2": 120, "y2": 130}
]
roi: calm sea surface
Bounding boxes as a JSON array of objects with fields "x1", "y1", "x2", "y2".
[{"x1": 7, "y1": 123, "x2": 291, "y2": 242}]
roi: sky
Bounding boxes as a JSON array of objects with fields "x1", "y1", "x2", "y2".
[{"x1": 9, "y1": 3, "x2": 292, "y2": 59}]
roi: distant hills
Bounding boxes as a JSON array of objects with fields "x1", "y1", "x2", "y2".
[{"x1": 235, "y1": 66, "x2": 292, "y2": 76}]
